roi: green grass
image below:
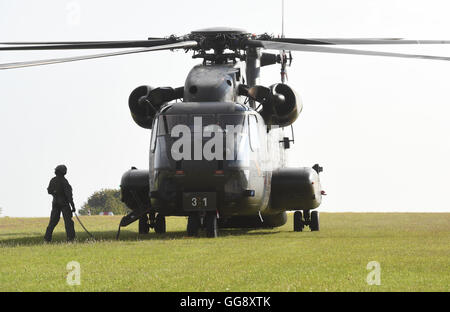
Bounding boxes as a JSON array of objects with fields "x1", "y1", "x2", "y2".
[{"x1": 0, "y1": 213, "x2": 449, "y2": 292}]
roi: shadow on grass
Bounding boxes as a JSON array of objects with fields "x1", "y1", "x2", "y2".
[{"x1": 0, "y1": 228, "x2": 279, "y2": 247}]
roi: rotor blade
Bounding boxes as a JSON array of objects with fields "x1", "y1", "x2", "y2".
[
  {"x1": 0, "y1": 38, "x2": 166, "y2": 45},
  {"x1": 0, "y1": 39, "x2": 177, "y2": 51},
  {"x1": 0, "y1": 41, "x2": 198, "y2": 70},
  {"x1": 267, "y1": 37, "x2": 450, "y2": 45},
  {"x1": 252, "y1": 41, "x2": 450, "y2": 61}
]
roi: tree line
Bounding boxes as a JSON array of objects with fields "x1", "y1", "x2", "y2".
[{"x1": 78, "y1": 189, "x2": 130, "y2": 215}]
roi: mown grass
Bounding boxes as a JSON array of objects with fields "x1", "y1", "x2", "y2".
[{"x1": 0, "y1": 213, "x2": 448, "y2": 292}]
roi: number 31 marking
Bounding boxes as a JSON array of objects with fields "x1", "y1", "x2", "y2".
[{"x1": 191, "y1": 197, "x2": 207, "y2": 207}]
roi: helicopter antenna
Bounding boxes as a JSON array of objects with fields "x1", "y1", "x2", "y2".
[
  {"x1": 280, "y1": 0, "x2": 292, "y2": 84},
  {"x1": 281, "y1": 0, "x2": 285, "y2": 38}
]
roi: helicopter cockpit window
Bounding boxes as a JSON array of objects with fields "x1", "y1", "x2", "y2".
[
  {"x1": 154, "y1": 113, "x2": 250, "y2": 166},
  {"x1": 165, "y1": 115, "x2": 188, "y2": 134},
  {"x1": 157, "y1": 115, "x2": 168, "y2": 135},
  {"x1": 150, "y1": 116, "x2": 159, "y2": 153},
  {"x1": 189, "y1": 115, "x2": 216, "y2": 133},
  {"x1": 248, "y1": 114, "x2": 260, "y2": 151},
  {"x1": 164, "y1": 114, "x2": 216, "y2": 135},
  {"x1": 217, "y1": 114, "x2": 245, "y2": 130},
  {"x1": 217, "y1": 114, "x2": 249, "y2": 167}
]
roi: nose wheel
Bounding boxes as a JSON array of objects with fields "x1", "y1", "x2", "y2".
[
  {"x1": 187, "y1": 211, "x2": 218, "y2": 238},
  {"x1": 154, "y1": 213, "x2": 166, "y2": 234},
  {"x1": 187, "y1": 213, "x2": 201, "y2": 236},
  {"x1": 205, "y1": 212, "x2": 218, "y2": 238},
  {"x1": 293, "y1": 210, "x2": 319, "y2": 232}
]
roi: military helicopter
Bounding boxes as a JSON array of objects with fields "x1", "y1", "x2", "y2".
[{"x1": 2, "y1": 27, "x2": 450, "y2": 238}]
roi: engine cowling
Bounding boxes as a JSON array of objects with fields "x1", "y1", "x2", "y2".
[
  {"x1": 120, "y1": 168, "x2": 150, "y2": 212},
  {"x1": 247, "y1": 83, "x2": 302, "y2": 128},
  {"x1": 268, "y1": 84, "x2": 302, "y2": 127},
  {"x1": 270, "y1": 167, "x2": 322, "y2": 212},
  {"x1": 129, "y1": 86, "x2": 185, "y2": 129},
  {"x1": 128, "y1": 85, "x2": 156, "y2": 129}
]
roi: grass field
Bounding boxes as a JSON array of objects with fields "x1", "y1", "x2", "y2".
[{"x1": 0, "y1": 213, "x2": 448, "y2": 292}]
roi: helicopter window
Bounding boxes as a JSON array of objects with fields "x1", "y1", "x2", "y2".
[
  {"x1": 248, "y1": 114, "x2": 259, "y2": 151},
  {"x1": 165, "y1": 115, "x2": 188, "y2": 134},
  {"x1": 189, "y1": 115, "x2": 216, "y2": 133},
  {"x1": 217, "y1": 114, "x2": 245, "y2": 129},
  {"x1": 162, "y1": 114, "x2": 216, "y2": 137},
  {"x1": 203, "y1": 124, "x2": 224, "y2": 134},
  {"x1": 217, "y1": 114, "x2": 249, "y2": 166},
  {"x1": 158, "y1": 116, "x2": 169, "y2": 135},
  {"x1": 150, "y1": 116, "x2": 159, "y2": 153},
  {"x1": 234, "y1": 116, "x2": 250, "y2": 166},
  {"x1": 217, "y1": 114, "x2": 245, "y2": 161}
]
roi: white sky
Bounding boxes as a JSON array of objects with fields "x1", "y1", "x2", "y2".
[{"x1": 1, "y1": 0, "x2": 450, "y2": 217}]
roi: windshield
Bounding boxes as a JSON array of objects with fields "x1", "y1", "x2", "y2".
[
  {"x1": 154, "y1": 113, "x2": 250, "y2": 167},
  {"x1": 150, "y1": 117, "x2": 159, "y2": 153},
  {"x1": 218, "y1": 114, "x2": 249, "y2": 166}
]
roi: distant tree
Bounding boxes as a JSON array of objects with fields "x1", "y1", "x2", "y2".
[
  {"x1": 0, "y1": 206, "x2": 2, "y2": 216},
  {"x1": 79, "y1": 189, "x2": 130, "y2": 216}
]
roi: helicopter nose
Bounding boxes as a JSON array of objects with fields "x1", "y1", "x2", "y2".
[
  {"x1": 156, "y1": 160, "x2": 247, "y2": 198},
  {"x1": 175, "y1": 159, "x2": 228, "y2": 187}
]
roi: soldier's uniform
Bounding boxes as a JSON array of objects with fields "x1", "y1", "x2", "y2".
[{"x1": 44, "y1": 165, "x2": 76, "y2": 242}]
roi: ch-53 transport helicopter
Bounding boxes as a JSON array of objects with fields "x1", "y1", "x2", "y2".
[{"x1": 2, "y1": 27, "x2": 450, "y2": 238}]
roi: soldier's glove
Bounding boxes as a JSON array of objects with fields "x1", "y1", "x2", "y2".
[{"x1": 71, "y1": 204, "x2": 76, "y2": 213}]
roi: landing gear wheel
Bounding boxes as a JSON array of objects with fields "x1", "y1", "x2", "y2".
[
  {"x1": 205, "y1": 212, "x2": 218, "y2": 238},
  {"x1": 310, "y1": 211, "x2": 320, "y2": 231},
  {"x1": 138, "y1": 214, "x2": 150, "y2": 234},
  {"x1": 154, "y1": 214, "x2": 166, "y2": 234},
  {"x1": 293, "y1": 211, "x2": 304, "y2": 232},
  {"x1": 187, "y1": 214, "x2": 201, "y2": 236}
]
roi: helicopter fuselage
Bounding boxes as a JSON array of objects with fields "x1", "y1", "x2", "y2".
[
  {"x1": 149, "y1": 101, "x2": 287, "y2": 226},
  {"x1": 121, "y1": 59, "x2": 322, "y2": 232}
]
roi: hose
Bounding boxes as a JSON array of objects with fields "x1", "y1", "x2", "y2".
[{"x1": 73, "y1": 211, "x2": 95, "y2": 239}]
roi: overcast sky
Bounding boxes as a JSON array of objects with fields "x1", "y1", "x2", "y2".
[{"x1": 1, "y1": 0, "x2": 450, "y2": 217}]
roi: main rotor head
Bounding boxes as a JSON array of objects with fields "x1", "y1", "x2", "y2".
[{"x1": 2, "y1": 28, "x2": 450, "y2": 70}]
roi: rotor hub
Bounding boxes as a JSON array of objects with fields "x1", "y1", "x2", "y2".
[{"x1": 185, "y1": 28, "x2": 252, "y2": 64}]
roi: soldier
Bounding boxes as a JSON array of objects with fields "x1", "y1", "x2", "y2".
[{"x1": 44, "y1": 165, "x2": 76, "y2": 242}]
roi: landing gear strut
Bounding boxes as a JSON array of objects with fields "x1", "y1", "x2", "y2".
[
  {"x1": 138, "y1": 212, "x2": 166, "y2": 234},
  {"x1": 293, "y1": 210, "x2": 319, "y2": 232},
  {"x1": 138, "y1": 214, "x2": 150, "y2": 234},
  {"x1": 205, "y1": 211, "x2": 218, "y2": 238},
  {"x1": 187, "y1": 213, "x2": 201, "y2": 236},
  {"x1": 187, "y1": 211, "x2": 218, "y2": 238},
  {"x1": 154, "y1": 213, "x2": 166, "y2": 234}
]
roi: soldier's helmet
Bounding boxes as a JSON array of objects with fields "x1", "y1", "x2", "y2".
[{"x1": 55, "y1": 165, "x2": 67, "y2": 176}]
